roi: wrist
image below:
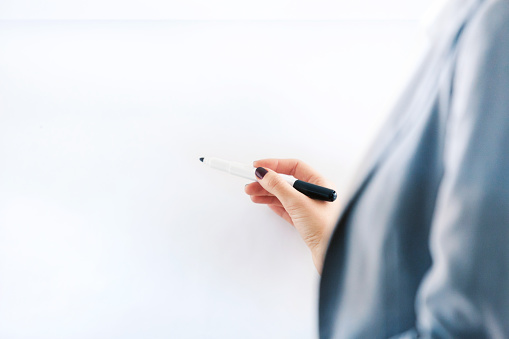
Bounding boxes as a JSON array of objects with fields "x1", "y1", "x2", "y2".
[{"x1": 310, "y1": 230, "x2": 333, "y2": 275}]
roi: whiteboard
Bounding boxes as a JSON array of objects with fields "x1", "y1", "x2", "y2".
[
  {"x1": 0, "y1": 0, "x2": 431, "y2": 20},
  {"x1": 0, "y1": 20, "x2": 424, "y2": 338}
]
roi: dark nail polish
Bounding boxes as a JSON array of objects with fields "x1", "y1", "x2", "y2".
[{"x1": 255, "y1": 167, "x2": 268, "y2": 179}]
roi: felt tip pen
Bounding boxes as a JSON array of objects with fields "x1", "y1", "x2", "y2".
[{"x1": 200, "y1": 157, "x2": 337, "y2": 202}]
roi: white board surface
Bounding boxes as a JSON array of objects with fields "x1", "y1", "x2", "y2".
[{"x1": 0, "y1": 20, "x2": 425, "y2": 338}]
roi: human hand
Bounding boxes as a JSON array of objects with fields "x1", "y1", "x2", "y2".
[{"x1": 245, "y1": 159, "x2": 341, "y2": 274}]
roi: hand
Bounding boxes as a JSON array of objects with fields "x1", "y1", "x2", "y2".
[{"x1": 245, "y1": 159, "x2": 341, "y2": 274}]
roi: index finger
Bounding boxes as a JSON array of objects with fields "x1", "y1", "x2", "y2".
[{"x1": 253, "y1": 158, "x2": 328, "y2": 185}]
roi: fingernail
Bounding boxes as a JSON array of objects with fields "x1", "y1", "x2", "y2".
[{"x1": 255, "y1": 167, "x2": 268, "y2": 179}]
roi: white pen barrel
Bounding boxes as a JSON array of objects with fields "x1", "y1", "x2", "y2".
[
  {"x1": 204, "y1": 157, "x2": 297, "y2": 184},
  {"x1": 206, "y1": 157, "x2": 256, "y2": 181},
  {"x1": 229, "y1": 163, "x2": 256, "y2": 181},
  {"x1": 206, "y1": 157, "x2": 230, "y2": 171}
]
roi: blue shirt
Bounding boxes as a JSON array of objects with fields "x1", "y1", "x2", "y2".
[{"x1": 319, "y1": 0, "x2": 509, "y2": 337}]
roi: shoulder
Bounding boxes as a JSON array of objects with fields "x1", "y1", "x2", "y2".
[
  {"x1": 461, "y1": 0, "x2": 509, "y2": 53},
  {"x1": 447, "y1": 0, "x2": 509, "y2": 141},
  {"x1": 453, "y1": 0, "x2": 509, "y2": 95}
]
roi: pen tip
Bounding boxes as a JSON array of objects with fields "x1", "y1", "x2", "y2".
[{"x1": 199, "y1": 157, "x2": 204, "y2": 162}]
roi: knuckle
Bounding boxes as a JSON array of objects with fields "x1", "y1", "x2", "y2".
[{"x1": 266, "y1": 175, "x2": 284, "y2": 193}]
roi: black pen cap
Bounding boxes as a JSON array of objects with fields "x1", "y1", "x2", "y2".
[{"x1": 293, "y1": 180, "x2": 337, "y2": 202}]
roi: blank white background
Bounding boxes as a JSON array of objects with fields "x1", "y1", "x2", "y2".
[
  {"x1": 0, "y1": 1, "x2": 434, "y2": 338},
  {"x1": 0, "y1": 0, "x2": 431, "y2": 20}
]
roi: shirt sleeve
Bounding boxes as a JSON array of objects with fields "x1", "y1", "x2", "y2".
[{"x1": 391, "y1": 1, "x2": 509, "y2": 338}]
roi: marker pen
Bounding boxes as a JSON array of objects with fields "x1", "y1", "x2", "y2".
[{"x1": 200, "y1": 157, "x2": 337, "y2": 202}]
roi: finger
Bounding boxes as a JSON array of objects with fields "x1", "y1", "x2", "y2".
[
  {"x1": 253, "y1": 158, "x2": 328, "y2": 185},
  {"x1": 268, "y1": 204, "x2": 294, "y2": 226},
  {"x1": 250, "y1": 195, "x2": 283, "y2": 206},
  {"x1": 254, "y1": 167, "x2": 305, "y2": 207},
  {"x1": 245, "y1": 182, "x2": 274, "y2": 196}
]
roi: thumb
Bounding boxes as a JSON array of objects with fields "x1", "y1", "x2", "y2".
[{"x1": 255, "y1": 167, "x2": 303, "y2": 206}]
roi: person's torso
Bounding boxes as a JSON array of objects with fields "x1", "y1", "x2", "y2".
[{"x1": 319, "y1": 1, "x2": 484, "y2": 337}]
